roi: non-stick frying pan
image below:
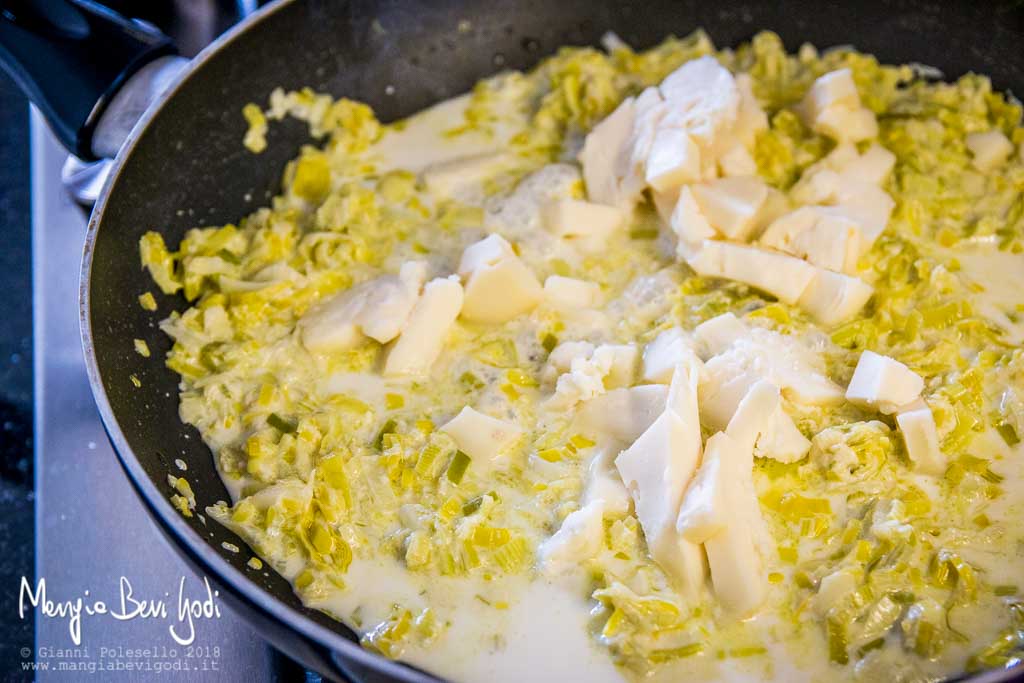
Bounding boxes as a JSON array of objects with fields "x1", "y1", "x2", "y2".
[{"x1": 4, "y1": 0, "x2": 1024, "y2": 681}]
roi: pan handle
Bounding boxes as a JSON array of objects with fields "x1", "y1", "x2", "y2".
[{"x1": 0, "y1": 0, "x2": 178, "y2": 160}]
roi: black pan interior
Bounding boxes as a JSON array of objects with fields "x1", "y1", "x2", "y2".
[{"x1": 86, "y1": 0, "x2": 1024, "y2": 675}]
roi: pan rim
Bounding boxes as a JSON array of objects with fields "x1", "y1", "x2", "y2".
[{"x1": 78, "y1": 1, "x2": 438, "y2": 680}]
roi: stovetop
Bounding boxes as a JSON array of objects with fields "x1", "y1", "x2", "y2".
[
  {"x1": 30, "y1": 110, "x2": 303, "y2": 682},
  {"x1": 29, "y1": 1, "x2": 319, "y2": 679}
]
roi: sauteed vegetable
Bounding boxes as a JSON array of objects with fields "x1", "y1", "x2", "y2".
[{"x1": 139, "y1": 30, "x2": 1024, "y2": 682}]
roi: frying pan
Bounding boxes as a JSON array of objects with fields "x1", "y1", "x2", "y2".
[{"x1": 3, "y1": 0, "x2": 1024, "y2": 680}]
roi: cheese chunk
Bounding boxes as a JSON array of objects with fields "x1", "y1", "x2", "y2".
[
  {"x1": 734, "y1": 73, "x2": 769, "y2": 148},
  {"x1": 832, "y1": 183, "x2": 895, "y2": 253},
  {"x1": 458, "y1": 235, "x2": 543, "y2": 323},
  {"x1": 687, "y1": 240, "x2": 817, "y2": 305},
  {"x1": 846, "y1": 350, "x2": 924, "y2": 414},
  {"x1": 422, "y1": 151, "x2": 507, "y2": 198},
  {"x1": 544, "y1": 275, "x2": 601, "y2": 309},
  {"x1": 301, "y1": 262, "x2": 427, "y2": 353},
  {"x1": 816, "y1": 105, "x2": 878, "y2": 143},
  {"x1": 802, "y1": 69, "x2": 860, "y2": 122},
  {"x1": 800, "y1": 69, "x2": 878, "y2": 143},
  {"x1": 548, "y1": 344, "x2": 638, "y2": 411},
  {"x1": 724, "y1": 380, "x2": 780, "y2": 457},
  {"x1": 543, "y1": 340, "x2": 596, "y2": 384},
  {"x1": 615, "y1": 363, "x2": 706, "y2": 593},
  {"x1": 658, "y1": 56, "x2": 741, "y2": 149},
  {"x1": 756, "y1": 409, "x2": 812, "y2": 464},
  {"x1": 703, "y1": 460, "x2": 768, "y2": 616},
  {"x1": 693, "y1": 312, "x2": 747, "y2": 359},
  {"x1": 583, "y1": 446, "x2": 632, "y2": 516},
  {"x1": 458, "y1": 233, "x2": 515, "y2": 277},
  {"x1": 576, "y1": 385, "x2": 670, "y2": 444},
  {"x1": 670, "y1": 186, "x2": 717, "y2": 259},
  {"x1": 841, "y1": 144, "x2": 896, "y2": 185},
  {"x1": 579, "y1": 97, "x2": 638, "y2": 209},
  {"x1": 676, "y1": 432, "x2": 736, "y2": 543},
  {"x1": 966, "y1": 130, "x2": 1014, "y2": 171},
  {"x1": 698, "y1": 325, "x2": 843, "y2": 417},
  {"x1": 356, "y1": 261, "x2": 428, "y2": 343},
  {"x1": 627, "y1": 87, "x2": 670, "y2": 196},
  {"x1": 440, "y1": 406, "x2": 523, "y2": 462},
  {"x1": 711, "y1": 377, "x2": 810, "y2": 463},
  {"x1": 383, "y1": 276, "x2": 463, "y2": 376},
  {"x1": 717, "y1": 143, "x2": 758, "y2": 177},
  {"x1": 541, "y1": 198, "x2": 625, "y2": 245},
  {"x1": 538, "y1": 501, "x2": 606, "y2": 576},
  {"x1": 691, "y1": 177, "x2": 769, "y2": 241},
  {"x1": 797, "y1": 268, "x2": 874, "y2": 326},
  {"x1": 896, "y1": 404, "x2": 945, "y2": 475},
  {"x1": 645, "y1": 127, "x2": 701, "y2": 192},
  {"x1": 761, "y1": 207, "x2": 862, "y2": 274},
  {"x1": 642, "y1": 327, "x2": 700, "y2": 384}
]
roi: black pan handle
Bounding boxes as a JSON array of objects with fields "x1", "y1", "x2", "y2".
[{"x1": 0, "y1": 0, "x2": 177, "y2": 160}]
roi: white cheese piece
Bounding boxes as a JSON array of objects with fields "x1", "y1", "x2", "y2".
[
  {"x1": 845, "y1": 350, "x2": 924, "y2": 414},
  {"x1": 548, "y1": 344, "x2": 638, "y2": 411},
  {"x1": 544, "y1": 275, "x2": 601, "y2": 309},
  {"x1": 627, "y1": 87, "x2": 670, "y2": 196},
  {"x1": 790, "y1": 167, "x2": 842, "y2": 206},
  {"x1": 651, "y1": 186, "x2": 681, "y2": 226},
  {"x1": 816, "y1": 105, "x2": 878, "y2": 143},
  {"x1": 670, "y1": 186, "x2": 717, "y2": 259},
  {"x1": 724, "y1": 380, "x2": 781, "y2": 456},
  {"x1": 615, "y1": 363, "x2": 706, "y2": 593},
  {"x1": 355, "y1": 261, "x2": 428, "y2": 343},
  {"x1": 579, "y1": 97, "x2": 638, "y2": 209},
  {"x1": 757, "y1": 409, "x2": 811, "y2": 464},
  {"x1": 759, "y1": 206, "x2": 819, "y2": 250},
  {"x1": 693, "y1": 312, "x2": 748, "y2": 359},
  {"x1": 896, "y1": 404, "x2": 944, "y2": 475},
  {"x1": 583, "y1": 446, "x2": 632, "y2": 516},
  {"x1": 797, "y1": 268, "x2": 874, "y2": 326},
  {"x1": 576, "y1": 385, "x2": 670, "y2": 444},
  {"x1": 698, "y1": 325, "x2": 844, "y2": 413},
  {"x1": 691, "y1": 177, "x2": 770, "y2": 241},
  {"x1": 541, "y1": 198, "x2": 625, "y2": 243},
  {"x1": 733, "y1": 73, "x2": 769, "y2": 148},
  {"x1": 966, "y1": 130, "x2": 1014, "y2": 171},
  {"x1": 717, "y1": 143, "x2": 758, "y2": 177},
  {"x1": 440, "y1": 406, "x2": 523, "y2": 462},
  {"x1": 300, "y1": 288, "x2": 370, "y2": 353},
  {"x1": 599, "y1": 344, "x2": 640, "y2": 389},
  {"x1": 543, "y1": 340, "x2": 597, "y2": 384},
  {"x1": 645, "y1": 127, "x2": 702, "y2": 192},
  {"x1": 422, "y1": 151, "x2": 507, "y2": 198},
  {"x1": 383, "y1": 276, "x2": 463, "y2": 376},
  {"x1": 841, "y1": 144, "x2": 896, "y2": 185},
  {"x1": 538, "y1": 501, "x2": 606, "y2": 575},
  {"x1": 831, "y1": 183, "x2": 895, "y2": 253},
  {"x1": 802, "y1": 69, "x2": 860, "y2": 123},
  {"x1": 703, "y1": 467, "x2": 768, "y2": 616},
  {"x1": 300, "y1": 264, "x2": 427, "y2": 353},
  {"x1": 642, "y1": 327, "x2": 701, "y2": 384},
  {"x1": 800, "y1": 69, "x2": 878, "y2": 143},
  {"x1": 659, "y1": 56, "x2": 741, "y2": 150},
  {"x1": 687, "y1": 240, "x2": 817, "y2": 305},
  {"x1": 676, "y1": 431, "x2": 735, "y2": 543},
  {"x1": 457, "y1": 233, "x2": 515, "y2": 277},
  {"x1": 772, "y1": 209, "x2": 863, "y2": 274},
  {"x1": 458, "y1": 235, "x2": 543, "y2": 323},
  {"x1": 699, "y1": 366, "x2": 759, "y2": 432}
]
